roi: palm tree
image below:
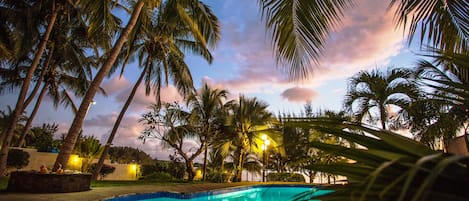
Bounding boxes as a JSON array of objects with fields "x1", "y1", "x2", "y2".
[
  {"x1": 186, "y1": 83, "x2": 228, "y2": 180},
  {"x1": 0, "y1": 0, "x2": 120, "y2": 174},
  {"x1": 344, "y1": 67, "x2": 418, "y2": 130},
  {"x1": 91, "y1": 0, "x2": 219, "y2": 180},
  {"x1": 53, "y1": 0, "x2": 159, "y2": 171},
  {"x1": 16, "y1": 14, "x2": 99, "y2": 148},
  {"x1": 219, "y1": 95, "x2": 275, "y2": 181},
  {"x1": 258, "y1": 0, "x2": 468, "y2": 79},
  {"x1": 0, "y1": 0, "x2": 60, "y2": 175},
  {"x1": 406, "y1": 50, "x2": 469, "y2": 149}
]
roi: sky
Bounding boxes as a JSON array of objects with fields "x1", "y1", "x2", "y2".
[{"x1": 1, "y1": 0, "x2": 423, "y2": 160}]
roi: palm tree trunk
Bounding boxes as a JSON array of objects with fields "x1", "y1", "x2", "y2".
[
  {"x1": 92, "y1": 66, "x2": 147, "y2": 180},
  {"x1": 0, "y1": 6, "x2": 58, "y2": 175},
  {"x1": 235, "y1": 149, "x2": 244, "y2": 182},
  {"x1": 379, "y1": 105, "x2": 387, "y2": 130},
  {"x1": 23, "y1": 46, "x2": 54, "y2": 110},
  {"x1": 202, "y1": 142, "x2": 208, "y2": 180},
  {"x1": 53, "y1": 1, "x2": 145, "y2": 171},
  {"x1": 17, "y1": 83, "x2": 49, "y2": 147}
]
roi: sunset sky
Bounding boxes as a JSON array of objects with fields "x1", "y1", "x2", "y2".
[{"x1": 1, "y1": 0, "x2": 423, "y2": 160}]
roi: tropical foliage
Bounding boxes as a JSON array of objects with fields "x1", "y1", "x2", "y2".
[
  {"x1": 259, "y1": 0, "x2": 468, "y2": 79},
  {"x1": 92, "y1": 0, "x2": 219, "y2": 180},
  {"x1": 140, "y1": 102, "x2": 203, "y2": 181},
  {"x1": 290, "y1": 119, "x2": 469, "y2": 201},
  {"x1": 344, "y1": 67, "x2": 418, "y2": 130}
]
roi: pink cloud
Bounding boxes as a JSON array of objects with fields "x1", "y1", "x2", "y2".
[
  {"x1": 115, "y1": 84, "x2": 183, "y2": 112},
  {"x1": 281, "y1": 87, "x2": 318, "y2": 103},
  {"x1": 102, "y1": 76, "x2": 131, "y2": 95}
]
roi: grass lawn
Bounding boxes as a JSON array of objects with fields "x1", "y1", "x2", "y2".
[{"x1": 0, "y1": 177, "x2": 7, "y2": 190}]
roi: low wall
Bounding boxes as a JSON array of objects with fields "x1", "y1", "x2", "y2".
[
  {"x1": 448, "y1": 135, "x2": 469, "y2": 156},
  {"x1": 10, "y1": 148, "x2": 138, "y2": 180},
  {"x1": 7, "y1": 171, "x2": 91, "y2": 193}
]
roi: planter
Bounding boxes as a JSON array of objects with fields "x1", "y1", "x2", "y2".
[{"x1": 7, "y1": 171, "x2": 92, "y2": 193}]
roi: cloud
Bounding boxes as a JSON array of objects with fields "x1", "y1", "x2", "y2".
[
  {"x1": 102, "y1": 76, "x2": 131, "y2": 95},
  {"x1": 114, "y1": 84, "x2": 183, "y2": 112},
  {"x1": 281, "y1": 87, "x2": 318, "y2": 103}
]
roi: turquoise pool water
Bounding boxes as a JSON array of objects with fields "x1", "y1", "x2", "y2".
[{"x1": 106, "y1": 185, "x2": 333, "y2": 201}]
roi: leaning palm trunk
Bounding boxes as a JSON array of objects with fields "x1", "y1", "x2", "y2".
[
  {"x1": 92, "y1": 66, "x2": 147, "y2": 180},
  {"x1": 17, "y1": 83, "x2": 49, "y2": 147},
  {"x1": 53, "y1": 1, "x2": 145, "y2": 171},
  {"x1": 0, "y1": 7, "x2": 58, "y2": 175},
  {"x1": 22, "y1": 46, "x2": 54, "y2": 112}
]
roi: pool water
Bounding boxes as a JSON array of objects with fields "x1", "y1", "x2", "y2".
[{"x1": 107, "y1": 185, "x2": 332, "y2": 201}]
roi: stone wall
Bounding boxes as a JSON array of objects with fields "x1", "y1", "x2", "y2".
[{"x1": 7, "y1": 171, "x2": 91, "y2": 193}]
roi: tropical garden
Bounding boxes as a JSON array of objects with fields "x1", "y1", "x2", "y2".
[{"x1": 0, "y1": 0, "x2": 468, "y2": 200}]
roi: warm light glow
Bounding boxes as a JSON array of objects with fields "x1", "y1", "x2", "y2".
[
  {"x1": 261, "y1": 134, "x2": 267, "y2": 141},
  {"x1": 129, "y1": 164, "x2": 138, "y2": 173},
  {"x1": 261, "y1": 144, "x2": 266, "y2": 151},
  {"x1": 265, "y1": 139, "x2": 270, "y2": 146},
  {"x1": 67, "y1": 154, "x2": 82, "y2": 170},
  {"x1": 195, "y1": 169, "x2": 202, "y2": 180},
  {"x1": 91, "y1": 101, "x2": 96, "y2": 105}
]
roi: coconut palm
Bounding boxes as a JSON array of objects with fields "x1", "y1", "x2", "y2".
[
  {"x1": 344, "y1": 67, "x2": 419, "y2": 130},
  {"x1": 0, "y1": 0, "x2": 120, "y2": 174},
  {"x1": 405, "y1": 50, "x2": 469, "y2": 149},
  {"x1": 389, "y1": 0, "x2": 468, "y2": 53},
  {"x1": 53, "y1": 0, "x2": 160, "y2": 171},
  {"x1": 258, "y1": 0, "x2": 468, "y2": 79},
  {"x1": 0, "y1": 0, "x2": 60, "y2": 174},
  {"x1": 186, "y1": 83, "x2": 228, "y2": 180},
  {"x1": 218, "y1": 95, "x2": 275, "y2": 182},
  {"x1": 16, "y1": 14, "x2": 101, "y2": 148},
  {"x1": 91, "y1": 0, "x2": 219, "y2": 180}
]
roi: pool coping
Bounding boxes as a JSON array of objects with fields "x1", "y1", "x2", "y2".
[{"x1": 103, "y1": 183, "x2": 319, "y2": 201}]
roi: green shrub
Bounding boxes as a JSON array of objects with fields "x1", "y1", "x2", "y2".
[
  {"x1": 88, "y1": 163, "x2": 116, "y2": 180},
  {"x1": 7, "y1": 149, "x2": 30, "y2": 170},
  {"x1": 266, "y1": 172, "x2": 305, "y2": 182},
  {"x1": 143, "y1": 172, "x2": 174, "y2": 182},
  {"x1": 206, "y1": 172, "x2": 232, "y2": 183}
]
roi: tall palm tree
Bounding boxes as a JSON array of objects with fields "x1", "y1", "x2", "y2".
[
  {"x1": 186, "y1": 83, "x2": 228, "y2": 180},
  {"x1": 91, "y1": 0, "x2": 219, "y2": 180},
  {"x1": 16, "y1": 14, "x2": 99, "y2": 147},
  {"x1": 53, "y1": 0, "x2": 159, "y2": 171},
  {"x1": 0, "y1": 0, "x2": 60, "y2": 174},
  {"x1": 258, "y1": 0, "x2": 468, "y2": 79},
  {"x1": 220, "y1": 95, "x2": 274, "y2": 182},
  {"x1": 344, "y1": 67, "x2": 418, "y2": 130},
  {"x1": 0, "y1": 0, "x2": 120, "y2": 174}
]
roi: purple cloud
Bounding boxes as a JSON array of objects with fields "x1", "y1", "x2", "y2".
[{"x1": 281, "y1": 87, "x2": 318, "y2": 103}]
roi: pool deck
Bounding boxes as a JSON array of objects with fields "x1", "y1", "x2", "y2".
[{"x1": 0, "y1": 182, "x2": 310, "y2": 201}]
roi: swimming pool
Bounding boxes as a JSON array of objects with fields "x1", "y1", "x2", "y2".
[{"x1": 105, "y1": 184, "x2": 332, "y2": 201}]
